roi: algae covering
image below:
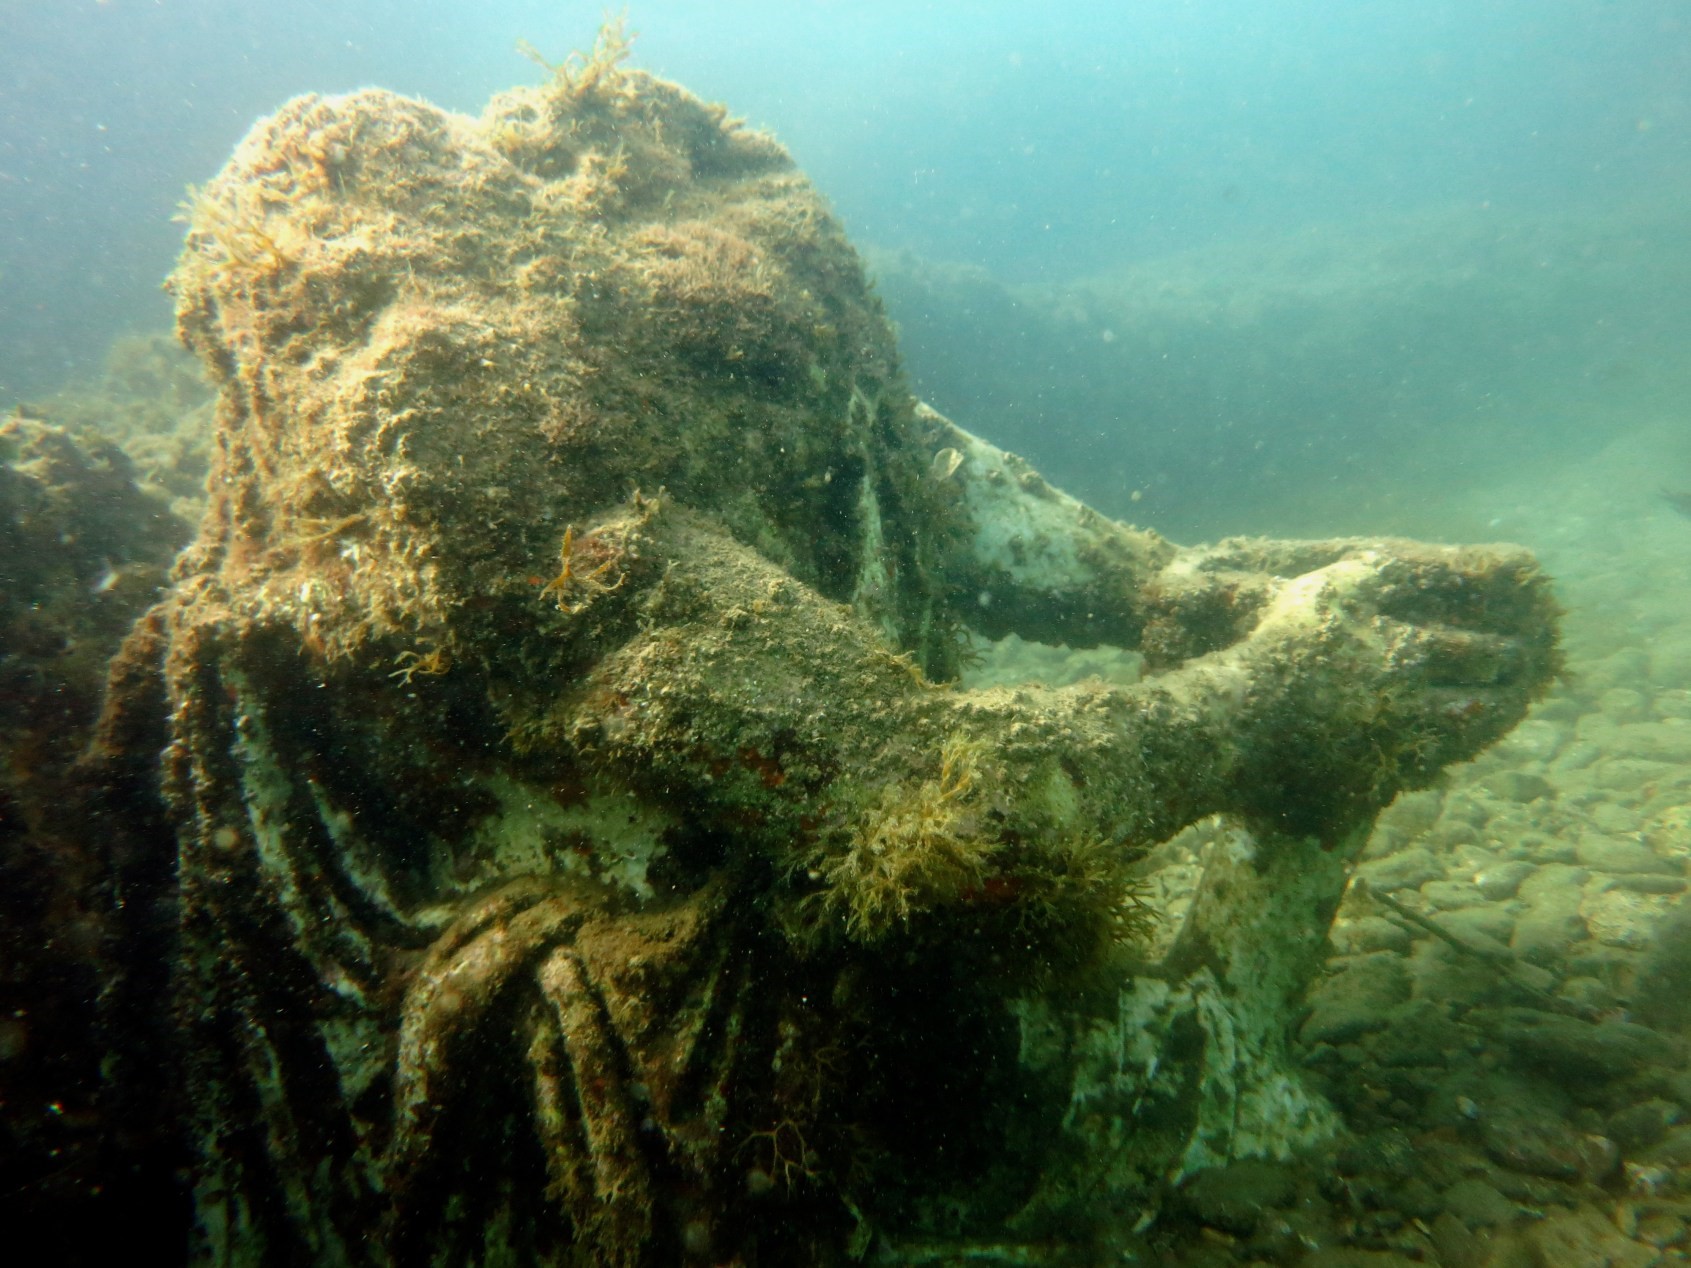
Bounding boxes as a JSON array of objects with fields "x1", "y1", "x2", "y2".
[
  {"x1": 0, "y1": 408, "x2": 194, "y2": 1239},
  {"x1": 94, "y1": 28, "x2": 1560, "y2": 1265}
]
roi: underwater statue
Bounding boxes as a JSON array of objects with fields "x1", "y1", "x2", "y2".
[{"x1": 104, "y1": 31, "x2": 1558, "y2": 1264}]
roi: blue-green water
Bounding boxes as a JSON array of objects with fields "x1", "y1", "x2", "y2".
[
  {"x1": 4, "y1": 2, "x2": 1690, "y2": 535},
  {"x1": 5, "y1": 4, "x2": 1691, "y2": 1264}
]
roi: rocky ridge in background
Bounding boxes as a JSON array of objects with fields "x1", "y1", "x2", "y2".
[{"x1": 869, "y1": 205, "x2": 1691, "y2": 542}]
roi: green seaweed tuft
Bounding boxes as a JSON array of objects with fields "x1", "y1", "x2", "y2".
[{"x1": 812, "y1": 734, "x2": 994, "y2": 940}]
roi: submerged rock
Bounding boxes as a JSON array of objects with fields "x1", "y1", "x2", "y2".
[
  {"x1": 1174, "y1": 1156, "x2": 1298, "y2": 1236},
  {"x1": 1632, "y1": 900, "x2": 1691, "y2": 1035},
  {"x1": 1468, "y1": 1006, "x2": 1681, "y2": 1081},
  {"x1": 0, "y1": 410, "x2": 191, "y2": 1252}
]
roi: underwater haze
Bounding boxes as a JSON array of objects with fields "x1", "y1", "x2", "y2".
[
  {"x1": 9, "y1": 3, "x2": 1691, "y2": 1265},
  {"x1": 5, "y1": 1, "x2": 1691, "y2": 539}
]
